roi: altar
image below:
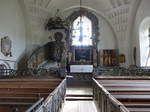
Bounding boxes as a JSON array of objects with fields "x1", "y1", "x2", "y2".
[{"x1": 70, "y1": 65, "x2": 93, "y2": 73}]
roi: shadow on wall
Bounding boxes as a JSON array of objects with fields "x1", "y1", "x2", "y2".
[
  {"x1": 16, "y1": 49, "x2": 28, "y2": 71},
  {"x1": 16, "y1": 44, "x2": 42, "y2": 71}
]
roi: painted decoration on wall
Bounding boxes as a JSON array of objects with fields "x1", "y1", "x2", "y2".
[
  {"x1": 99, "y1": 49, "x2": 118, "y2": 66},
  {"x1": 75, "y1": 48, "x2": 91, "y2": 61},
  {"x1": 72, "y1": 47, "x2": 92, "y2": 64},
  {"x1": 1, "y1": 36, "x2": 12, "y2": 57},
  {"x1": 119, "y1": 54, "x2": 125, "y2": 63},
  {"x1": 0, "y1": 60, "x2": 12, "y2": 75}
]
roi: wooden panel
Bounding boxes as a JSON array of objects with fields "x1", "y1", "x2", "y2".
[
  {"x1": 0, "y1": 77, "x2": 65, "y2": 112},
  {"x1": 99, "y1": 49, "x2": 118, "y2": 66}
]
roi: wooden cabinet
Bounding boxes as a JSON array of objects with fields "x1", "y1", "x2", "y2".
[{"x1": 99, "y1": 49, "x2": 118, "y2": 66}]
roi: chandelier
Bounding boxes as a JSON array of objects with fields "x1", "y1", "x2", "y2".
[{"x1": 45, "y1": 9, "x2": 68, "y2": 30}]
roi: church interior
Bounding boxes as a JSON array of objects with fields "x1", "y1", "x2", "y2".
[{"x1": 1, "y1": 0, "x2": 150, "y2": 112}]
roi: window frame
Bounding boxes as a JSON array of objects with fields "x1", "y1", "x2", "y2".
[
  {"x1": 71, "y1": 15, "x2": 93, "y2": 46},
  {"x1": 67, "y1": 9, "x2": 99, "y2": 48}
]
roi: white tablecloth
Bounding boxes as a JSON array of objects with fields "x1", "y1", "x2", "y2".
[{"x1": 70, "y1": 65, "x2": 93, "y2": 73}]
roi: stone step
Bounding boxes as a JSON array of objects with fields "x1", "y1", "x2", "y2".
[
  {"x1": 66, "y1": 94, "x2": 93, "y2": 97},
  {"x1": 65, "y1": 96, "x2": 93, "y2": 101}
]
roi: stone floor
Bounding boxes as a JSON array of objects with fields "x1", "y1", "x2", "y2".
[
  {"x1": 60, "y1": 87, "x2": 98, "y2": 112},
  {"x1": 66, "y1": 87, "x2": 93, "y2": 95},
  {"x1": 60, "y1": 101, "x2": 98, "y2": 112}
]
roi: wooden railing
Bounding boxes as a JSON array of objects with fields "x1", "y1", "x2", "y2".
[
  {"x1": 94, "y1": 66, "x2": 150, "y2": 76},
  {"x1": 0, "y1": 69, "x2": 16, "y2": 76},
  {"x1": 0, "y1": 68, "x2": 59, "y2": 78},
  {"x1": 26, "y1": 78, "x2": 66, "y2": 112},
  {"x1": 42, "y1": 79, "x2": 66, "y2": 112}
]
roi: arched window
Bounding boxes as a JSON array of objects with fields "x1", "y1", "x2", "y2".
[
  {"x1": 145, "y1": 28, "x2": 150, "y2": 66},
  {"x1": 71, "y1": 16, "x2": 92, "y2": 46},
  {"x1": 139, "y1": 18, "x2": 150, "y2": 67}
]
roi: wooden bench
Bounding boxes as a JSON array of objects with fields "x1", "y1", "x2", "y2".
[
  {"x1": 0, "y1": 76, "x2": 66, "y2": 112},
  {"x1": 93, "y1": 76, "x2": 150, "y2": 112}
]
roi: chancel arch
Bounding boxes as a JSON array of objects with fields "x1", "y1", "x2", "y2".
[
  {"x1": 63, "y1": 6, "x2": 119, "y2": 49},
  {"x1": 67, "y1": 8, "x2": 99, "y2": 66}
]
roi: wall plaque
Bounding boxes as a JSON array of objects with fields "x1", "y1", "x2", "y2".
[{"x1": 1, "y1": 36, "x2": 12, "y2": 57}]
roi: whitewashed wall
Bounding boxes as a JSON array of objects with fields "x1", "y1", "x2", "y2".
[
  {"x1": 22, "y1": 0, "x2": 137, "y2": 66},
  {"x1": 21, "y1": 3, "x2": 117, "y2": 56},
  {"x1": 97, "y1": 16, "x2": 117, "y2": 50},
  {"x1": 19, "y1": 0, "x2": 139, "y2": 67},
  {"x1": 0, "y1": 0, "x2": 147, "y2": 69},
  {"x1": 0, "y1": 0, "x2": 26, "y2": 69}
]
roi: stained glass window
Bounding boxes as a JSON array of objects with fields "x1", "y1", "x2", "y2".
[{"x1": 71, "y1": 16, "x2": 92, "y2": 46}]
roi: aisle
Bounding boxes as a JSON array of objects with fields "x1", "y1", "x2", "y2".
[
  {"x1": 60, "y1": 87, "x2": 98, "y2": 112},
  {"x1": 61, "y1": 101, "x2": 97, "y2": 112}
]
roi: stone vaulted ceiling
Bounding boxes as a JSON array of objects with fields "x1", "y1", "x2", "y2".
[
  {"x1": 21, "y1": 0, "x2": 138, "y2": 47},
  {"x1": 24, "y1": 0, "x2": 131, "y2": 14},
  {"x1": 21, "y1": 0, "x2": 140, "y2": 66},
  {"x1": 22, "y1": 0, "x2": 133, "y2": 30}
]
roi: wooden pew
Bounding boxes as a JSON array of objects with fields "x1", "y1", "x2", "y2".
[
  {"x1": 0, "y1": 93, "x2": 49, "y2": 98},
  {"x1": 0, "y1": 97, "x2": 39, "y2": 112},
  {"x1": 98, "y1": 78, "x2": 150, "y2": 112},
  {"x1": 94, "y1": 76, "x2": 150, "y2": 80},
  {"x1": 93, "y1": 76, "x2": 150, "y2": 112},
  {"x1": 0, "y1": 76, "x2": 66, "y2": 112},
  {"x1": 0, "y1": 105, "x2": 30, "y2": 112},
  {"x1": 0, "y1": 98, "x2": 44, "y2": 112}
]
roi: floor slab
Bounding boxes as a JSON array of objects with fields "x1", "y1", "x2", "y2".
[{"x1": 61, "y1": 101, "x2": 98, "y2": 112}]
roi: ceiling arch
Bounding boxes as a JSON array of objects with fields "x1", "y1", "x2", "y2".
[
  {"x1": 47, "y1": 0, "x2": 112, "y2": 14},
  {"x1": 25, "y1": 0, "x2": 132, "y2": 16}
]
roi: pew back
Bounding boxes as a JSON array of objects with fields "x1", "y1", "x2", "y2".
[
  {"x1": 93, "y1": 76, "x2": 150, "y2": 112},
  {"x1": 0, "y1": 76, "x2": 66, "y2": 112}
]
